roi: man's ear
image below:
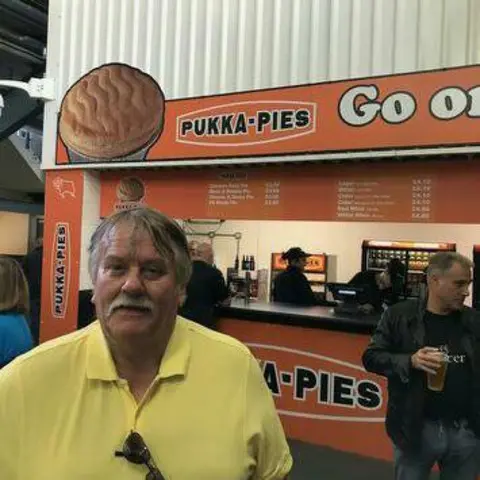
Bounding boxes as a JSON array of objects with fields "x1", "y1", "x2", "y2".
[
  {"x1": 176, "y1": 287, "x2": 186, "y2": 307},
  {"x1": 426, "y1": 274, "x2": 437, "y2": 288}
]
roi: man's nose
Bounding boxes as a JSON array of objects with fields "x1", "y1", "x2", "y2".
[{"x1": 121, "y1": 268, "x2": 144, "y2": 294}]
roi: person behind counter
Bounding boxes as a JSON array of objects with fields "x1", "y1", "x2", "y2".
[
  {"x1": 0, "y1": 207, "x2": 292, "y2": 479},
  {"x1": 179, "y1": 241, "x2": 229, "y2": 329},
  {"x1": 348, "y1": 258, "x2": 406, "y2": 313},
  {"x1": 273, "y1": 247, "x2": 317, "y2": 306}
]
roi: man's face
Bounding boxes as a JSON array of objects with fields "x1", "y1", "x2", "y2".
[
  {"x1": 92, "y1": 222, "x2": 182, "y2": 343},
  {"x1": 291, "y1": 257, "x2": 308, "y2": 271},
  {"x1": 201, "y1": 244, "x2": 214, "y2": 265},
  {"x1": 429, "y1": 262, "x2": 472, "y2": 312},
  {"x1": 377, "y1": 270, "x2": 392, "y2": 290}
]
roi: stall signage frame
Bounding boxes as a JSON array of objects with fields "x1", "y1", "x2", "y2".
[{"x1": 51, "y1": 64, "x2": 480, "y2": 169}]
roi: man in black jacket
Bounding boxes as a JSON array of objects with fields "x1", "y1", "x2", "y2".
[
  {"x1": 273, "y1": 247, "x2": 317, "y2": 306},
  {"x1": 362, "y1": 252, "x2": 480, "y2": 480},
  {"x1": 179, "y1": 242, "x2": 229, "y2": 329}
]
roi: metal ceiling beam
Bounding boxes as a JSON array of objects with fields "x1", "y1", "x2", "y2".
[
  {"x1": 0, "y1": 38, "x2": 44, "y2": 65},
  {"x1": 0, "y1": 87, "x2": 42, "y2": 140},
  {"x1": 0, "y1": 25, "x2": 45, "y2": 57},
  {"x1": 0, "y1": 0, "x2": 48, "y2": 38},
  {"x1": 8, "y1": 130, "x2": 43, "y2": 183}
]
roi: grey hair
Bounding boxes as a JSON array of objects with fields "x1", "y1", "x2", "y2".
[
  {"x1": 88, "y1": 207, "x2": 192, "y2": 288},
  {"x1": 426, "y1": 252, "x2": 472, "y2": 278}
]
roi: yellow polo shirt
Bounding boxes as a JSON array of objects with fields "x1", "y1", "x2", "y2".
[{"x1": 0, "y1": 317, "x2": 292, "y2": 479}]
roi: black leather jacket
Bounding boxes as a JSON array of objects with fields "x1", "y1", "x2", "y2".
[{"x1": 362, "y1": 299, "x2": 480, "y2": 451}]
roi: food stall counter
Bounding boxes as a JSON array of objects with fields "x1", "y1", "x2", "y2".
[
  {"x1": 216, "y1": 298, "x2": 392, "y2": 465},
  {"x1": 217, "y1": 298, "x2": 380, "y2": 333}
]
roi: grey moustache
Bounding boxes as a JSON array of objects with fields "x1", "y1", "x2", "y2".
[{"x1": 107, "y1": 296, "x2": 154, "y2": 317}]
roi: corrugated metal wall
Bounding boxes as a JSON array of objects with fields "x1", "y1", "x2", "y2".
[{"x1": 44, "y1": 0, "x2": 480, "y2": 164}]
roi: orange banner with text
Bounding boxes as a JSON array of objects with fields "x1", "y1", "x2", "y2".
[
  {"x1": 55, "y1": 65, "x2": 480, "y2": 168},
  {"x1": 218, "y1": 318, "x2": 390, "y2": 461},
  {"x1": 271, "y1": 253, "x2": 326, "y2": 273},
  {"x1": 40, "y1": 170, "x2": 84, "y2": 342},
  {"x1": 101, "y1": 159, "x2": 480, "y2": 224}
]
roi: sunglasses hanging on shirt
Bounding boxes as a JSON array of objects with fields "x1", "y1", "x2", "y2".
[{"x1": 115, "y1": 431, "x2": 165, "y2": 480}]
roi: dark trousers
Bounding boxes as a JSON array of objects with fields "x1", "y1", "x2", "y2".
[{"x1": 394, "y1": 420, "x2": 479, "y2": 480}]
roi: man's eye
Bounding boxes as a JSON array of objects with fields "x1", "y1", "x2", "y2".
[
  {"x1": 107, "y1": 264, "x2": 125, "y2": 273},
  {"x1": 143, "y1": 266, "x2": 164, "y2": 277},
  {"x1": 145, "y1": 267, "x2": 159, "y2": 274}
]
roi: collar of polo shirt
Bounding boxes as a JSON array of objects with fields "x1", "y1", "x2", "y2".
[{"x1": 85, "y1": 318, "x2": 192, "y2": 382}]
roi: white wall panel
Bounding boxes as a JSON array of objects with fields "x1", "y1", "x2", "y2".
[
  {"x1": 46, "y1": 0, "x2": 480, "y2": 98},
  {"x1": 43, "y1": 0, "x2": 480, "y2": 166}
]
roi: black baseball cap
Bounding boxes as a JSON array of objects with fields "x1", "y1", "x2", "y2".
[{"x1": 281, "y1": 247, "x2": 310, "y2": 261}]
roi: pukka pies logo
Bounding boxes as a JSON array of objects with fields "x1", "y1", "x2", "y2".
[
  {"x1": 51, "y1": 223, "x2": 70, "y2": 318},
  {"x1": 251, "y1": 343, "x2": 385, "y2": 422},
  {"x1": 177, "y1": 101, "x2": 316, "y2": 147}
]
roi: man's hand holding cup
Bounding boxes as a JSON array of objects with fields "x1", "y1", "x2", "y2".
[{"x1": 411, "y1": 346, "x2": 448, "y2": 392}]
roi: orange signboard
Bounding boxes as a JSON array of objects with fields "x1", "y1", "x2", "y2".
[
  {"x1": 40, "y1": 170, "x2": 84, "y2": 342},
  {"x1": 271, "y1": 253, "x2": 326, "y2": 273},
  {"x1": 218, "y1": 318, "x2": 390, "y2": 461},
  {"x1": 101, "y1": 159, "x2": 480, "y2": 224},
  {"x1": 363, "y1": 240, "x2": 456, "y2": 251},
  {"x1": 53, "y1": 64, "x2": 480, "y2": 169}
]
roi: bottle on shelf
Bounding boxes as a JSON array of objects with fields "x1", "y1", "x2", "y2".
[{"x1": 249, "y1": 255, "x2": 255, "y2": 272}]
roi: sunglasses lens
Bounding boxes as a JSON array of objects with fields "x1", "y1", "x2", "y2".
[
  {"x1": 146, "y1": 472, "x2": 163, "y2": 480},
  {"x1": 118, "y1": 431, "x2": 164, "y2": 479},
  {"x1": 124, "y1": 432, "x2": 151, "y2": 464}
]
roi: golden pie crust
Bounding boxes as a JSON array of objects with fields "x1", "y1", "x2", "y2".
[
  {"x1": 59, "y1": 63, "x2": 165, "y2": 159},
  {"x1": 116, "y1": 177, "x2": 145, "y2": 202}
]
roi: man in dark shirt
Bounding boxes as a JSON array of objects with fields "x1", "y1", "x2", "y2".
[
  {"x1": 179, "y1": 242, "x2": 229, "y2": 329},
  {"x1": 362, "y1": 252, "x2": 479, "y2": 480},
  {"x1": 349, "y1": 258, "x2": 405, "y2": 313},
  {"x1": 273, "y1": 247, "x2": 317, "y2": 307}
]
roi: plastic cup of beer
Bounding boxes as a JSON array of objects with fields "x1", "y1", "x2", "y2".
[{"x1": 427, "y1": 348, "x2": 448, "y2": 392}]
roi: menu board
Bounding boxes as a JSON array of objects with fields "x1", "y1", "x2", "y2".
[
  {"x1": 336, "y1": 176, "x2": 434, "y2": 222},
  {"x1": 100, "y1": 159, "x2": 480, "y2": 224},
  {"x1": 206, "y1": 172, "x2": 281, "y2": 212}
]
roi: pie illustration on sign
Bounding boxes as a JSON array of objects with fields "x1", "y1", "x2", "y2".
[
  {"x1": 58, "y1": 63, "x2": 165, "y2": 163},
  {"x1": 116, "y1": 177, "x2": 146, "y2": 202}
]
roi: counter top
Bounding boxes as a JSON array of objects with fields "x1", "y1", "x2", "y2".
[{"x1": 217, "y1": 299, "x2": 381, "y2": 334}]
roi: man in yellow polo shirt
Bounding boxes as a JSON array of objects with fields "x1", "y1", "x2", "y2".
[{"x1": 0, "y1": 207, "x2": 292, "y2": 479}]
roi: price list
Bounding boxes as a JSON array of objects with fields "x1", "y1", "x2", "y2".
[
  {"x1": 264, "y1": 181, "x2": 281, "y2": 206},
  {"x1": 336, "y1": 180, "x2": 395, "y2": 220},
  {"x1": 411, "y1": 178, "x2": 432, "y2": 221},
  {"x1": 102, "y1": 161, "x2": 472, "y2": 224}
]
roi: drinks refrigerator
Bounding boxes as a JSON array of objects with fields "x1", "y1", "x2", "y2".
[
  {"x1": 361, "y1": 240, "x2": 456, "y2": 299},
  {"x1": 270, "y1": 252, "x2": 329, "y2": 301}
]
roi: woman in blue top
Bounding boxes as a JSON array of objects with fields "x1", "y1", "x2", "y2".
[{"x1": 0, "y1": 256, "x2": 33, "y2": 368}]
